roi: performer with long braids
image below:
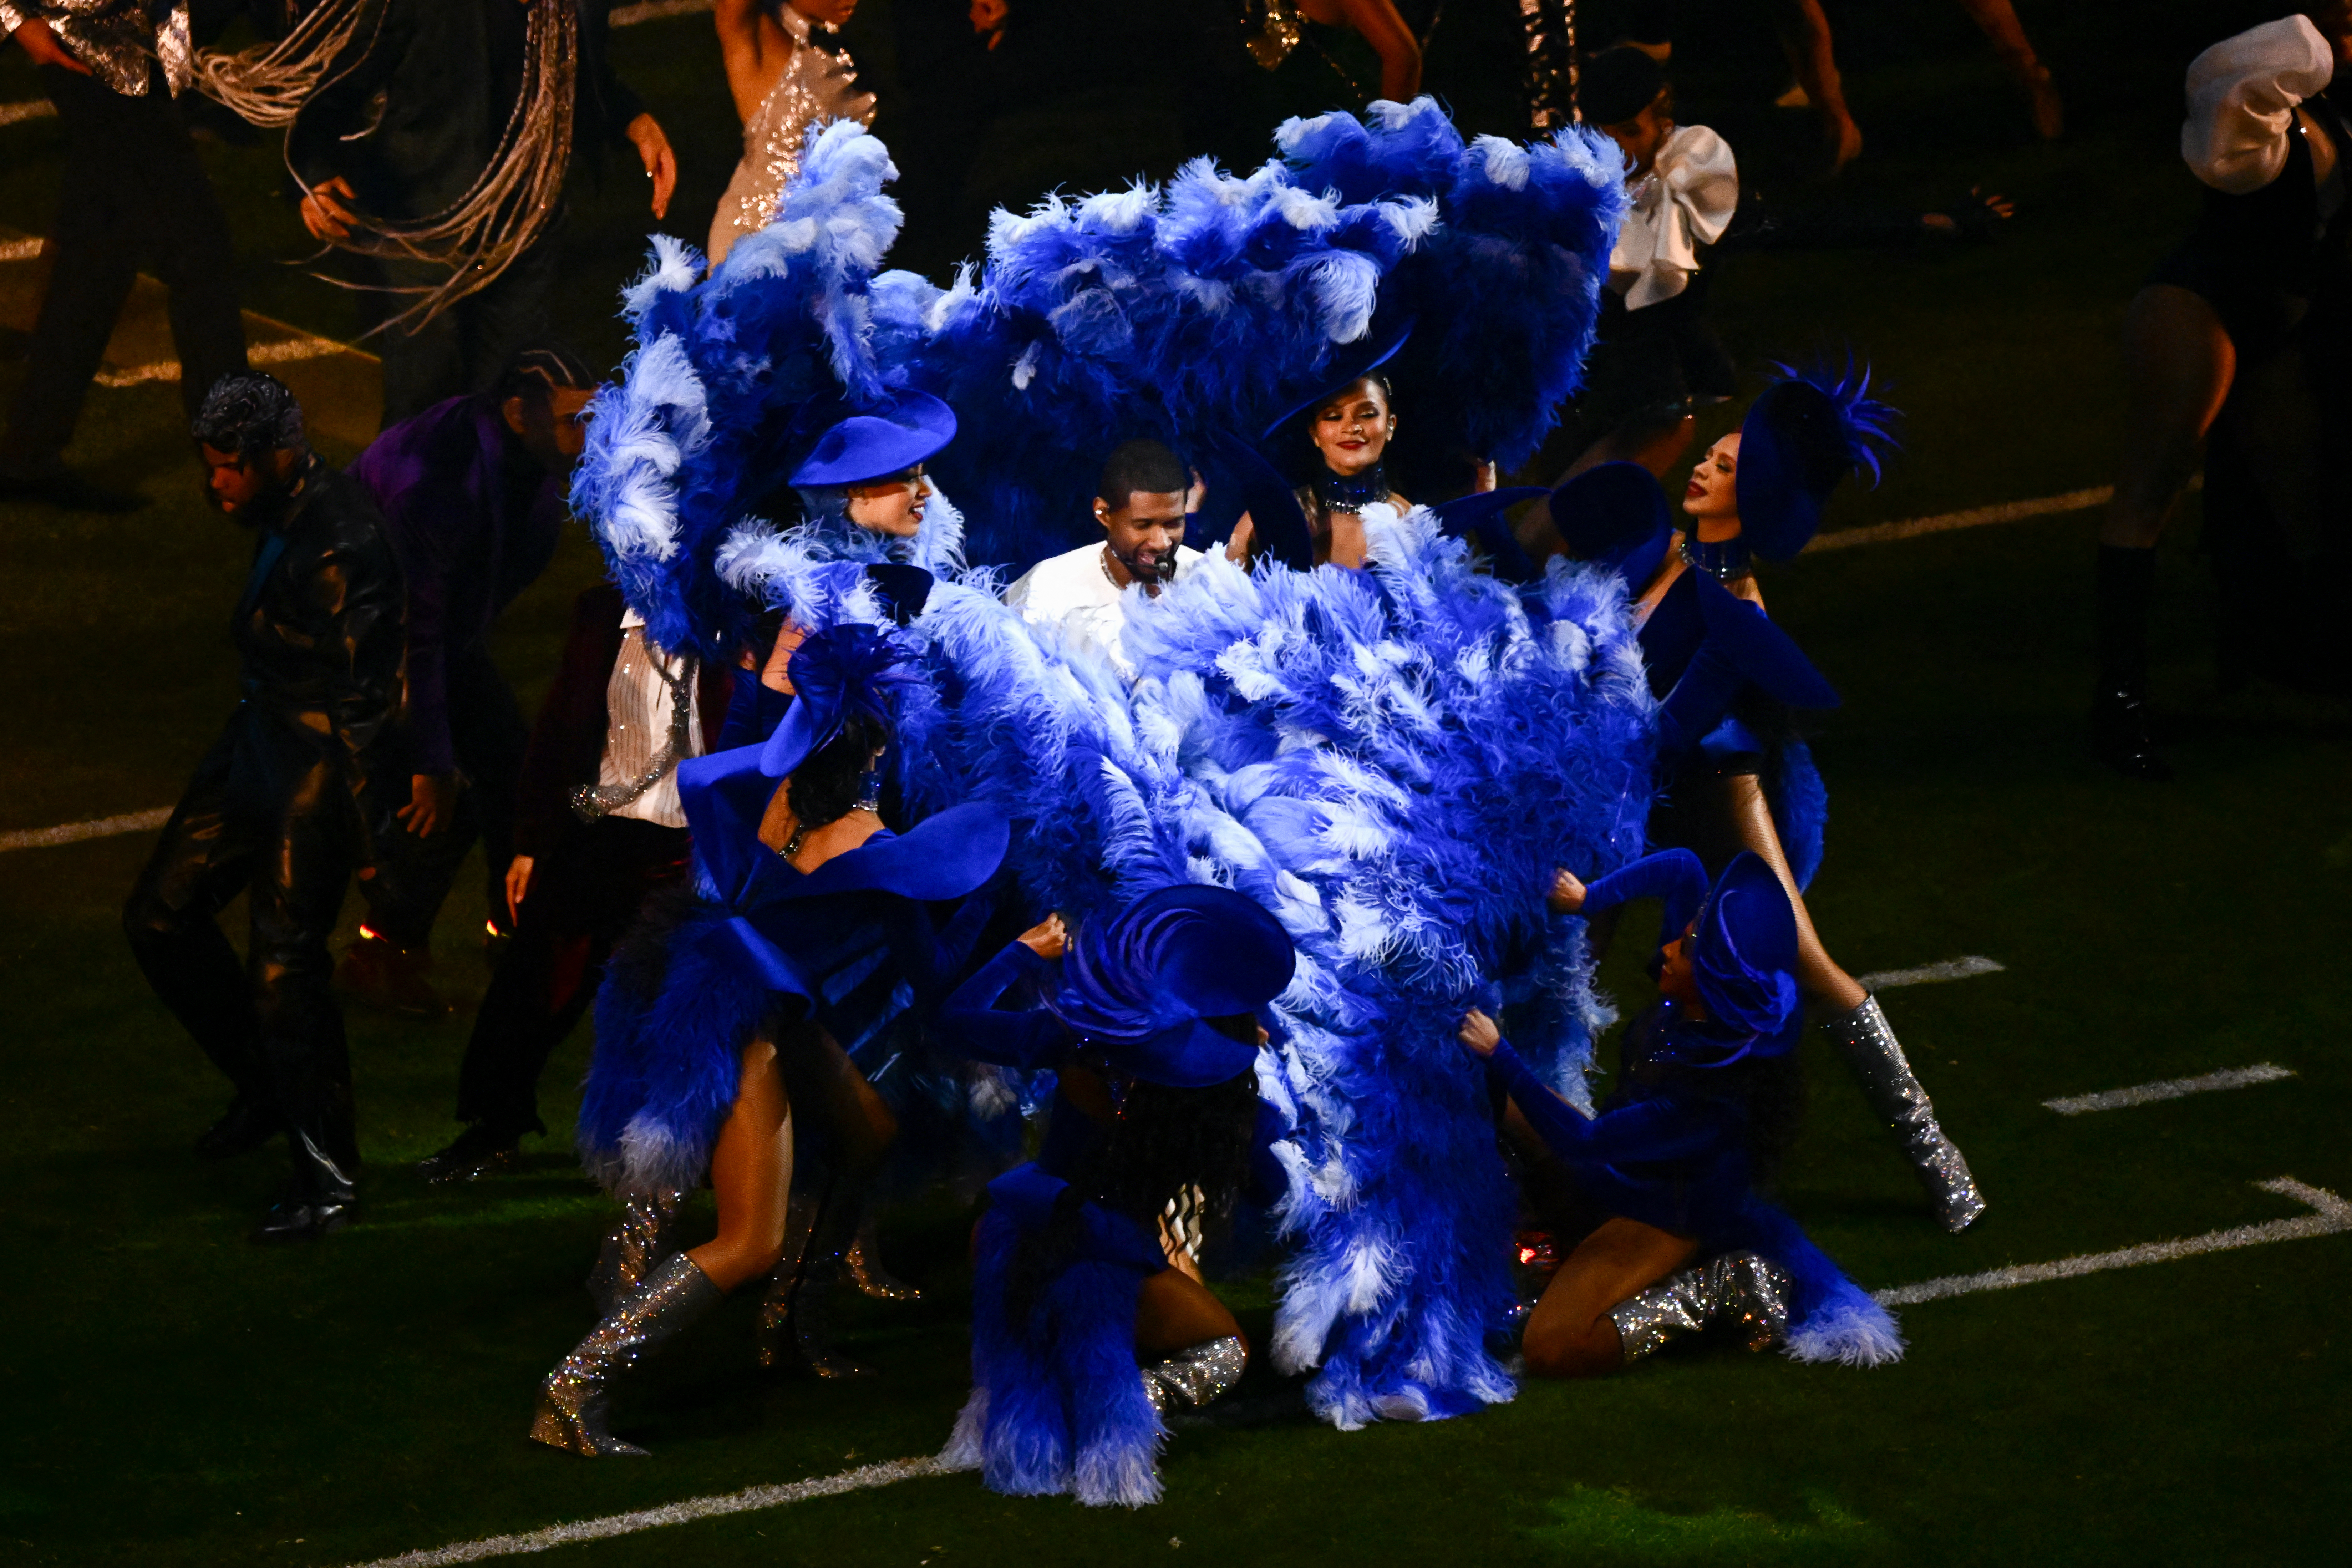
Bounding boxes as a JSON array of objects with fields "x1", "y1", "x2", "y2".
[
  {"x1": 1459, "y1": 849, "x2": 1902, "y2": 1375},
  {"x1": 530, "y1": 624, "x2": 1007, "y2": 1454},
  {"x1": 1550, "y1": 368, "x2": 1985, "y2": 1233},
  {"x1": 937, "y1": 887, "x2": 1297, "y2": 1506}
]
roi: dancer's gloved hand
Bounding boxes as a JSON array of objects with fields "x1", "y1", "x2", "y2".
[
  {"x1": 1017, "y1": 912, "x2": 1067, "y2": 960},
  {"x1": 1546, "y1": 869, "x2": 1588, "y2": 914},
  {"x1": 1456, "y1": 1008, "x2": 1502, "y2": 1058}
]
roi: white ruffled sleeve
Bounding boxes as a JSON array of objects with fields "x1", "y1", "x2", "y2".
[
  {"x1": 1610, "y1": 125, "x2": 1739, "y2": 312},
  {"x1": 2181, "y1": 14, "x2": 2335, "y2": 194}
]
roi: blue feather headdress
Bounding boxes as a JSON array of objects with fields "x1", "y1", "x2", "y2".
[{"x1": 1736, "y1": 359, "x2": 1902, "y2": 561}]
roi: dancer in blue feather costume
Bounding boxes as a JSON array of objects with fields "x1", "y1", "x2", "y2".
[
  {"x1": 1549, "y1": 365, "x2": 1986, "y2": 1235},
  {"x1": 1459, "y1": 848, "x2": 1903, "y2": 1374},
  {"x1": 532, "y1": 624, "x2": 1009, "y2": 1456}
]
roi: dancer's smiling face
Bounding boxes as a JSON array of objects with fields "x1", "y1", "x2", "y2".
[
  {"x1": 846, "y1": 465, "x2": 931, "y2": 538},
  {"x1": 1310, "y1": 377, "x2": 1395, "y2": 478},
  {"x1": 1681, "y1": 432, "x2": 1741, "y2": 540}
]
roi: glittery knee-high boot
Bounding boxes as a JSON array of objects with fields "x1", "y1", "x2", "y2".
[
  {"x1": 1140, "y1": 1335, "x2": 1248, "y2": 1414},
  {"x1": 585, "y1": 1189, "x2": 687, "y2": 1318},
  {"x1": 1822, "y1": 994, "x2": 1987, "y2": 1233},
  {"x1": 530, "y1": 1253, "x2": 722, "y2": 1456},
  {"x1": 1609, "y1": 1252, "x2": 1792, "y2": 1366}
]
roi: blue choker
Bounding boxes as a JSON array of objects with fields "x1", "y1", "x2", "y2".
[
  {"x1": 1316, "y1": 463, "x2": 1388, "y2": 512},
  {"x1": 1680, "y1": 530, "x2": 1752, "y2": 583}
]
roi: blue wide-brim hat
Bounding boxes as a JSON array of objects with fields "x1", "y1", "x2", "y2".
[
  {"x1": 789, "y1": 389, "x2": 957, "y2": 487},
  {"x1": 1052, "y1": 885, "x2": 1297, "y2": 1088},
  {"x1": 1431, "y1": 486, "x2": 1546, "y2": 582},
  {"x1": 1690, "y1": 851, "x2": 1802, "y2": 1046},
  {"x1": 1733, "y1": 364, "x2": 1899, "y2": 562},
  {"x1": 757, "y1": 622, "x2": 922, "y2": 779},
  {"x1": 1551, "y1": 461, "x2": 1672, "y2": 586},
  {"x1": 1260, "y1": 316, "x2": 1415, "y2": 441}
]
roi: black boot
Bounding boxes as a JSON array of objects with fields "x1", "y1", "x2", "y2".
[
  {"x1": 253, "y1": 1129, "x2": 359, "y2": 1243},
  {"x1": 195, "y1": 1093, "x2": 279, "y2": 1160},
  {"x1": 416, "y1": 1118, "x2": 542, "y2": 1184},
  {"x1": 2092, "y1": 544, "x2": 2172, "y2": 781},
  {"x1": 757, "y1": 1182, "x2": 874, "y2": 1378}
]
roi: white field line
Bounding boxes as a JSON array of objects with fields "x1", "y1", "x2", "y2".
[
  {"x1": 0, "y1": 807, "x2": 171, "y2": 853},
  {"x1": 2043, "y1": 1063, "x2": 2296, "y2": 1117},
  {"x1": 0, "y1": 0, "x2": 708, "y2": 129},
  {"x1": 91, "y1": 331, "x2": 356, "y2": 388},
  {"x1": 344, "y1": 1175, "x2": 2352, "y2": 1568},
  {"x1": 1875, "y1": 1177, "x2": 2351, "y2": 1307},
  {"x1": 1855, "y1": 955, "x2": 2003, "y2": 991},
  {"x1": 341, "y1": 1456, "x2": 950, "y2": 1568}
]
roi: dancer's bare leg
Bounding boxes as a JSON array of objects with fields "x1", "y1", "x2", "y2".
[
  {"x1": 1952, "y1": 0, "x2": 2063, "y2": 138},
  {"x1": 1719, "y1": 773, "x2": 1864, "y2": 1011},
  {"x1": 1773, "y1": 0, "x2": 1861, "y2": 174},
  {"x1": 1522, "y1": 1217, "x2": 1699, "y2": 1378},
  {"x1": 2102, "y1": 285, "x2": 2233, "y2": 551},
  {"x1": 688, "y1": 1036, "x2": 794, "y2": 1292}
]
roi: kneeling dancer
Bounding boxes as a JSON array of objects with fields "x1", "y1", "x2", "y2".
[
  {"x1": 1459, "y1": 849, "x2": 1901, "y2": 1376},
  {"x1": 940, "y1": 887, "x2": 1296, "y2": 1506},
  {"x1": 530, "y1": 624, "x2": 1007, "y2": 1455}
]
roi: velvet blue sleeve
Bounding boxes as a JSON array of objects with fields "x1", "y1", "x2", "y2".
[
  {"x1": 939, "y1": 939, "x2": 1070, "y2": 1071},
  {"x1": 1487, "y1": 1041, "x2": 1731, "y2": 1165},
  {"x1": 1653, "y1": 638, "x2": 1745, "y2": 762},
  {"x1": 1580, "y1": 848, "x2": 1710, "y2": 946}
]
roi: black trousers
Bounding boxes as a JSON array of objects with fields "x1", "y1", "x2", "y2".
[
  {"x1": 372, "y1": 234, "x2": 559, "y2": 430},
  {"x1": 359, "y1": 643, "x2": 529, "y2": 946},
  {"x1": 455, "y1": 815, "x2": 690, "y2": 1134},
  {"x1": 123, "y1": 712, "x2": 364, "y2": 1177},
  {"x1": 5, "y1": 66, "x2": 246, "y2": 465}
]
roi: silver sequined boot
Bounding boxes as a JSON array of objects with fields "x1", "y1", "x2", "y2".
[
  {"x1": 530, "y1": 1253, "x2": 722, "y2": 1456},
  {"x1": 1610, "y1": 1252, "x2": 1792, "y2": 1365},
  {"x1": 1140, "y1": 1334, "x2": 1248, "y2": 1414},
  {"x1": 586, "y1": 1189, "x2": 687, "y2": 1318},
  {"x1": 1822, "y1": 994, "x2": 1987, "y2": 1233}
]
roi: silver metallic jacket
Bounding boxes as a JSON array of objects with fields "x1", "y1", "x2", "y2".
[{"x1": 0, "y1": 0, "x2": 192, "y2": 97}]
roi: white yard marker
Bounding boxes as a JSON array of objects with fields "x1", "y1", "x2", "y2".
[
  {"x1": 0, "y1": 807, "x2": 171, "y2": 854},
  {"x1": 2043, "y1": 1064, "x2": 2295, "y2": 1117},
  {"x1": 339, "y1": 1178, "x2": 2352, "y2": 1567},
  {"x1": 92, "y1": 332, "x2": 356, "y2": 389},
  {"x1": 1855, "y1": 955, "x2": 2004, "y2": 991},
  {"x1": 1876, "y1": 1177, "x2": 2350, "y2": 1307},
  {"x1": 343, "y1": 1456, "x2": 949, "y2": 1568}
]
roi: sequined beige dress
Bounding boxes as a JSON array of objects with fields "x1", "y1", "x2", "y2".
[{"x1": 706, "y1": 3, "x2": 876, "y2": 267}]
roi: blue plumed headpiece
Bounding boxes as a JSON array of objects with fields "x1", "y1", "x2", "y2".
[
  {"x1": 1552, "y1": 460, "x2": 1672, "y2": 586},
  {"x1": 790, "y1": 388, "x2": 957, "y2": 487},
  {"x1": 1684, "y1": 852, "x2": 1802, "y2": 1055},
  {"x1": 1735, "y1": 362, "x2": 1900, "y2": 561},
  {"x1": 757, "y1": 621, "x2": 925, "y2": 779},
  {"x1": 1048, "y1": 886, "x2": 1296, "y2": 1088}
]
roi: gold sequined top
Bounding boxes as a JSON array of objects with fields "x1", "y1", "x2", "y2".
[
  {"x1": 0, "y1": 0, "x2": 190, "y2": 97},
  {"x1": 706, "y1": 3, "x2": 876, "y2": 267}
]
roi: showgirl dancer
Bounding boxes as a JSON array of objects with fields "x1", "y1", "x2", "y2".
[
  {"x1": 936, "y1": 888, "x2": 1297, "y2": 1504},
  {"x1": 1459, "y1": 849, "x2": 1901, "y2": 1374},
  {"x1": 531, "y1": 625, "x2": 1007, "y2": 1453},
  {"x1": 708, "y1": 0, "x2": 875, "y2": 268},
  {"x1": 1551, "y1": 370, "x2": 1985, "y2": 1233},
  {"x1": 1224, "y1": 328, "x2": 1415, "y2": 570}
]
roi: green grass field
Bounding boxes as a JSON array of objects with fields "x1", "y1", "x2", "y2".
[{"x1": 4, "y1": 3, "x2": 2350, "y2": 1564}]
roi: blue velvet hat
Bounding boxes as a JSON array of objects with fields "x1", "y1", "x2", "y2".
[
  {"x1": 1686, "y1": 851, "x2": 1802, "y2": 1051},
  {"x1": 1551, "y1": 461, "x2": 1672, "y2": 586},
  {"x1": 1259, "y1": 316, "x2": 1415, "y2": 441},
  {"x1": 789, "y1": 389, "x2": 958, "y2": 487},
  {"x1": 1431, "y1": 486, "x2": 1545, "y2": 582},
  {"x1": 757, "y1": 622, "x2": 925, "y2": 779},
  {"x1": 1734, "y1": 363, "x2": 1899, "y2": 562},
  {"x1": 1048, "y1": 886, "x2": 1297, "y2": 1088}
]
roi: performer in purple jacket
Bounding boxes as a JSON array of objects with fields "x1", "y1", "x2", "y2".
[{"x1": 337, "y1": 345, "x2": 600, "y2": 1013}]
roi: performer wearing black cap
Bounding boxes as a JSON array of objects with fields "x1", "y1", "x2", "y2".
[
  {"x1": 122, "y1": 374, "x2": 405, "y2": 1241},
  {"x1": 533, "y1": 624, "x2": 1007, "y2": 1455},
  {"x1": 1460, "y1": 849, "x2": 1902, "y2": 1374},
  {"x1": 937, "y1": 885, "x2": 1296, "y2": 1507}
]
